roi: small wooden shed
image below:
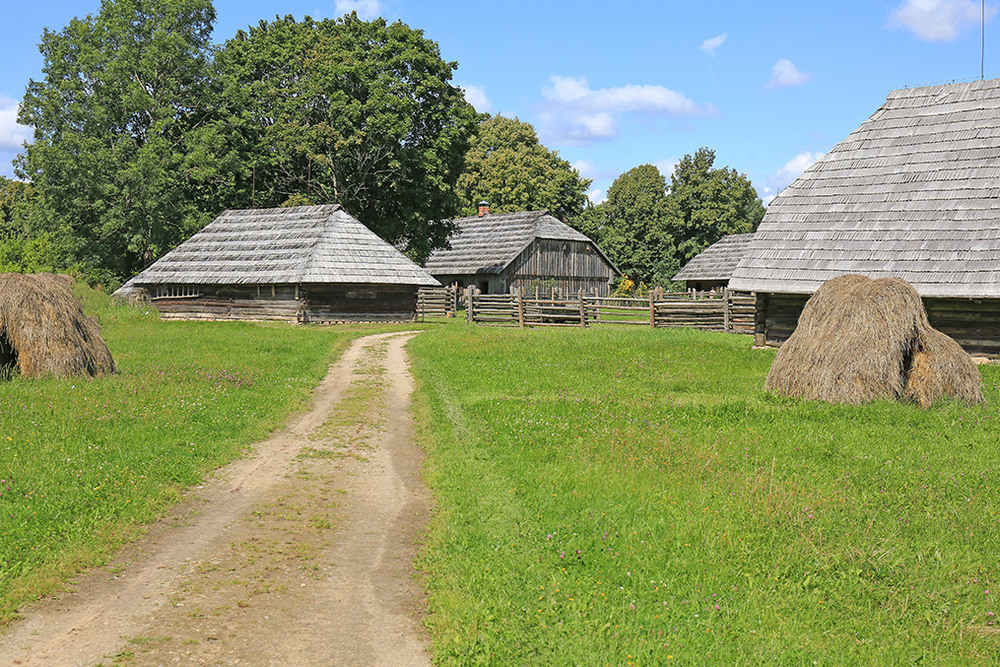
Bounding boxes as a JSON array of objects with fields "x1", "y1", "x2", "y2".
[
  {"x1": 424, "y1": 209, "x2": 620, "y2": 296},
  {"x1": 730, "y1": 78, "x2": 1000, "y2": 357},
  {"x1": 124, "y1": 205, "x2": 440, "y2": 322},
  {"x1": 673, "y1": 233, "x2": 754, "y2": 292}
]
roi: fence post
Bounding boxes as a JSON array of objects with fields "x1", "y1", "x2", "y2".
[
  {"x1": 466, "y1": 285, "x2": 474, "y2": 323},
  {"x1": 649, "y1": 289, "x2": 656, "y2": 328},
  {"x1": 723, "y1": 287, "x2": 731, "y2": 332},
  {"x1": 578, "y1": 290, "x2": 588, "y2": 328},
  {"x1": 517, "y1": 288, "x2": 525, "y2": 328}
]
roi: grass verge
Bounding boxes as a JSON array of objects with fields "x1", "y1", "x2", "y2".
[
  {"x1": 409, "y1": 323, "x2": 1000, "y2": 664},
  {"x1": 0, "y1": 287, "x2": 418, "y2": 624}
]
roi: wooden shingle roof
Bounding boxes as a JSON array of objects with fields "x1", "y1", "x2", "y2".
[
  {"x1": 130, "y1": 205, "x2": 440, "y2": 287},
  {"x1": 424, "y1": 210, "x2": 618, "y2": 275},
  {"x1": 730, "y1": 78, "x2": 1000, "y2": 298},
  {"x1": 673, "y1": 233, "x2": 755, "y2": 282}
]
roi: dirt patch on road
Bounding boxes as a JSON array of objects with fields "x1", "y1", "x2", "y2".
[{"x1": 0, "y1": 332, "x2": 432, "y2": 666}]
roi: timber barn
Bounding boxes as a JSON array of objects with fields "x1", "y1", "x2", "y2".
[
  {"x1": 125, "y1": 204, "x2": 440, "y2": 322},
  {"x1": 673, "y1": 233, "x2": 754, "y2": 292},
  {"x1": 424, "y1": 208, "x2": 620, "y2": 296},
  {"x1": 730, "y1": 78, "x2": 1000, "y2": 357}
]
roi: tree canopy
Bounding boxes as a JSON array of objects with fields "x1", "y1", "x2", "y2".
[
  {"x1": 16, "y1": 3, "x2": 480, "y2": 278},
  {"x1": 571, "y1": 149, "x2": 765, "y2": 287},
  {"x1": 456, "y1": 115, "x2": 591, "y2": 220},
  {"x1": 586, "y1": 164, "x2": 676, "y2": 286},
  {"x1": 214, "y1": 13, "x2": 479, "y2": 261},
  {"x1": 16, "y1": 0, "x2": 222, "y2": 278},
  {"x1": 667, "y1": 147, "x2": 765, "y2": 266}
]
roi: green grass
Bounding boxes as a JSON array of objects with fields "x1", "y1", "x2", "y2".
[
  {"x1": 0, "y1": 287, "x2": 419, "y2": 624},
  {"x1": 409, "y1": 324, "x2": 1000, "y2": 664}
]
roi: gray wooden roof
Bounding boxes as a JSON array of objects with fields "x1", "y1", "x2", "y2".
[
  {"x1": 129, "y1": 205, "x2": 440, "y2": 287},
  {"x1": 730, "y1": 78, "x2": 1000, "y2": 298},
  {"x1": 424, "y1": 210, "x2": 619, "y2": 276},
  {"x1": 673, "y1": 233, "x2": 755, "y2": 282}
]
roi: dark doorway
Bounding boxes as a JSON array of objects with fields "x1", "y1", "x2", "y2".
[{"x1": 0, "y1": 332, "x2": 16, "y2": 379}]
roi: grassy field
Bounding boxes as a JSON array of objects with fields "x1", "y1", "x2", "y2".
[
  {"x1": 409, "y1": 324, "x2": 1000, "y2": 664},
  {"x1": 0, "y1": 288, "x2": 415, "y2": 624}
]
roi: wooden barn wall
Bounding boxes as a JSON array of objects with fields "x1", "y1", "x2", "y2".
[
  {"x1": 506, "y1": 239, "x2": 616, "y2": 296},
  {"x1": 149, "y1": 283, "x2": 418, "y2": 323},
  {"x1": 150, "y1": 284, "x2": 300, "y2": 321},
  {"x1": 757, "y1": 293, "x2": 1000, "y2": 357},
  {"x1": 300, "y1": 284, "x2": 417, "y2": 322}
]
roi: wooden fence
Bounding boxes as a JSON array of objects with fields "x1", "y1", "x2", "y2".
[{"x1": 451, "y1": 286, "x2": 754, "y2": 334}]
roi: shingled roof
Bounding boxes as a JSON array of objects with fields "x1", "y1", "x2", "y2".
[
  {"x1": 424, "y1": 210, "x2": 616, "y2": 275},
  {"x1": 673, "y1": 233, "x2": 755, "y2": 282},
  {"x1": 730, "y1": 78, "x2": 1000, "y2": 298},
  {"x1": 129, "y1": 205, "x2": 439, "y2": 287}
]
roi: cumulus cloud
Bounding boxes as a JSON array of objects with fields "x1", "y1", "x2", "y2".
[
  {"x1": 700, "y1": 32, "x2": 727, "y2": 56},
  {"x1": 889, "y1": 0, "x2": 995, "y2": 41},
  {"x1": 655, "y1": 158, "x2": 679, "y2": 180},
  {"x1": 572, "y1": 160, "x2": 597, "y2": 179},
  {"x1": 586, "y1": 188, "x2": 605, "y2": 205},
  {"x1": 768, "y1": 150, "x2": 825, "y2": 193},
  {"x1": 0, "y1": 95, "x2": 31, "y2": 151},
  {"x1": 538, "y1": 75, "x2": 716, "y2": 145},
  {"x1": 766, "y1": 59, "x2": 811, "y2": 90},
  {"x1": 335, "y1": 0, "x2": 381, "y2": 20},
  {"x1": 461, "y1": 84, "x2": 493, "y2": 113}
]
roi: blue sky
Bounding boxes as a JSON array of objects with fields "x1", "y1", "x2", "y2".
[{"x1": 2, "y1": 0, "x2": 998, "y2": 205}]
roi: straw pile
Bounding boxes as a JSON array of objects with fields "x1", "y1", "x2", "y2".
[
  {"x1": 0, "y1": 273, "x2": 116, "y2": 379},
  {"x1": 766, "y1": 275, "x2": 981, "y2": 408}
]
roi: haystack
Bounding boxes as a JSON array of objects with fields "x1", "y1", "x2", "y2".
[
  {"x1": 0, "y1": 273, "x2": 116, "y2": 379},
  {"x1": 766, "y1": 275, "x2": 981, "y2": 408}
]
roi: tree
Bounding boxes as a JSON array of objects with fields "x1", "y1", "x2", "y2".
[
  {"x1": 666, "y1": 147, "x2": 765, "y2": 266},
  {"x1": 0, "y1": 177, "x2": 36, "y2": 236},
  {"x1": 583, "y1": 164, "x2": 675, "y2": 285},
  {"x1": 456, "y1": 115, "x2": 591, "y2": 220},
  {"x1": 16, "y1": 0, "x2": 224, "y2": 279},
  {"x1": 214, "y1": 14, "x2": 479, "y2": 261}
]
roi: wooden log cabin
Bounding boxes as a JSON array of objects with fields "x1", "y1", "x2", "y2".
[
  {"x1": 120, "y1": 205, "x2": 440, "y2": 322},
  {"x1": 423, "y1": 206, "x2": 620, "y2": 296},
  {"x1": 730, "y1": 78, "x2": 1000, "y2": 357}
]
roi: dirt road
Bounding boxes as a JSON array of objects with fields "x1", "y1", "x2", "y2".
[{"x1": 0, "y1": 331, "x2": 433, "y2": 666}]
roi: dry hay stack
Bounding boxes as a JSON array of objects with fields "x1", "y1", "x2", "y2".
[
  {"x1": 0, "y1": 273, "x2": 116, "y2": 379},
  {"x1": 766, "y1": 275, "x2": 981, "y2": 408}
]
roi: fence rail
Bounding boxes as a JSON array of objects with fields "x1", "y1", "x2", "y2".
[{"x1": 454, "y1": 286, "x2": 754, "y2": 334}]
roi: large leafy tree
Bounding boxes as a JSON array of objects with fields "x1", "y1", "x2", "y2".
[
  {"x1": 667, "y1": 147, "x2": 765, "y2": 265},
  {"x1": 215, "y1": 14, "x2": 478, "y2": 261},
  {"x1": 580, "y1": 164, "x2": 675, "y2": 285},
  {"x1": 456, "y1": 115, "x2": 591, "y2": 220},
  {"x1": 16, "y1": 0, "x2": 224, "y2": 279}
]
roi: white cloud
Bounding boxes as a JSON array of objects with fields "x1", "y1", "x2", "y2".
[
  {"x1": 335, "y1": 0, "x2": 381, "y2": 20},
  {"x1": 889, "y1": 0, "x2": 996, "y2": 41},
  {"x1": 655, "y1": 158, "x2": 679, "y2": 180},
  {"x1": 572, "y1": 160, "x2": 597, "y2": 179},
  {"x1": 586, "y1": 188, "x2": 605, "y2": 205},
  {"x1": 766, "y1": 59, "x2": 811, "y2": 90},
  {"x1": 0, "y1": 96, "x2": 31, "y2": 151},
  {"x1": 538, "y1": 75, "x2": 717, "y2": 145},
  {"x1": 768, "y1": 150, "x2": 825, "y2": 193},
  {"x1": 461, "y1": 84, "x2": 493, "y2": 113},
  {"x1": 700, "y1": 32, "x2": 728, "y2": 56}
]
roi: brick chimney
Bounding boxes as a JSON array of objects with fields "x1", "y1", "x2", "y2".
[{"x1": 477, "y1": 201, "x2": 490, "y2": 217}]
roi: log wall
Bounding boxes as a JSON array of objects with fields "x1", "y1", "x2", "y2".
[
  {"x1": 757, "y1": 293, "x2": 1000, "y2": 357},
  {"x1": 149, "y1": 283, "x2": 418, "y2": 323},
  {"x1": 508, "y1": 239, "x2": 617, "y2": 297}
]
